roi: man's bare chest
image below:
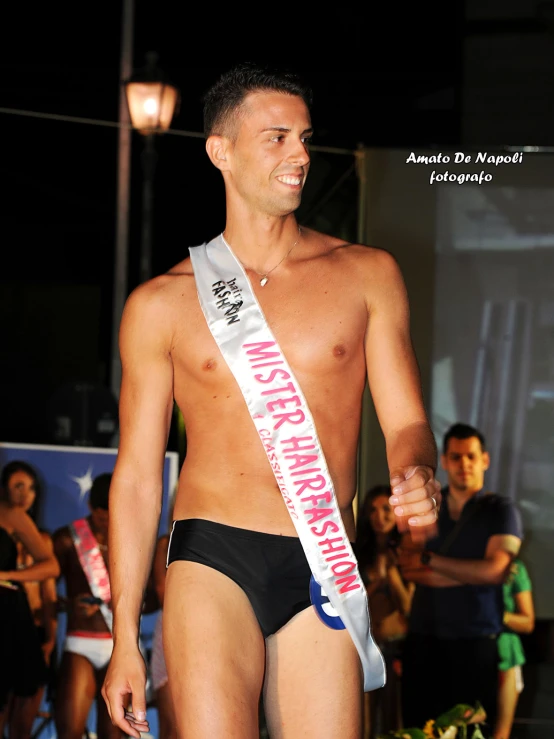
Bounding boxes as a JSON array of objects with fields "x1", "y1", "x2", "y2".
[{"x1": 170, "y1": 280, "x2": 368, "y2": 385}]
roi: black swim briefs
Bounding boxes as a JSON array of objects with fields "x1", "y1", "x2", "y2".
[{"x1": 166, "y1": 518, "x2": 313, "y2": 638}]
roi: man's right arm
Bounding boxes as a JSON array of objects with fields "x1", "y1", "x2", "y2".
[
  {"x1": 109, "y1": 283, "x2": 174, "y2": 643},
  {"x1": 103, "y1": 282, "x2": 174, "y2": 737}
]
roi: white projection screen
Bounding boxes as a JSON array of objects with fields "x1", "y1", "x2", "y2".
[{"x1": 431, "y1": 173, "x2": 554, "y2": 618}]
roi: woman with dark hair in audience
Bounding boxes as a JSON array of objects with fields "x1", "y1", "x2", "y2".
[
  {"x1": 355, "y1": 484, "x2": 415, "y2": 739},
  {"x1": 0, "y1": 460, "x2": 60, "y2": 738},
  {"x1": 2, "y1": 461, "x2": 59, "y2": 737}
]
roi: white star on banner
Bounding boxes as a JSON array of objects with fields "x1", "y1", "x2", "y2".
[{"x1": 70, "y1": 467, "x2": 94, "y2": 503}]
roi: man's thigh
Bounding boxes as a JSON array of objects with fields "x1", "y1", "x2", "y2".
[
  {"x1": 163, "y1": 560, "x2": 266, "y2": 739},
  {"x1": 263, "y1": 606, "x2": 363, "y2": 739}
]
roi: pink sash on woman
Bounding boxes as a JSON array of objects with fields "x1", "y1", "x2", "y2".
[
  {"x1": 69, "y1": 517, "x2": 152, "y2": 697},
  {"x1": 69, "y1": 517, "x2": 112, "y2": 631}
]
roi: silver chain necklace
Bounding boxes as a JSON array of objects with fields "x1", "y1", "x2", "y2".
[{"x1": 222, "y1": 226, "x2": 301, "y2": 287}]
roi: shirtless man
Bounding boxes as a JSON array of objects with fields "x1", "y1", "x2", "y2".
[
  {"x1": 102, "y1": 62, "x2": 441, "y2": 739},
  {"x1": 52, "y1": 473, "x2": 123, "y2": 739}
]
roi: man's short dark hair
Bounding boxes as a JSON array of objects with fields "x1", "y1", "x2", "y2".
[
  {"x1": 202, "y1": 61, "x2": 313, "y2": 138},
  {"x1": 89, "y1": 473, "x2": 111, "y2": 510},
  {"x1": 443, "y1": 423, "x2": 486, "y2": 454}
]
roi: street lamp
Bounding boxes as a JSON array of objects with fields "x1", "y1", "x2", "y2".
[{"x1": 124, "y1": 51, "x2": 179, "y2": 283}]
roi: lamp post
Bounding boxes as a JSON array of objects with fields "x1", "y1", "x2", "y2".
[{"x1": 124, "y1": 51, "x2": 179, "y2": 283}]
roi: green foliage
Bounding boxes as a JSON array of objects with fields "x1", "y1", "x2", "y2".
[
  {"x1": 435, "y1": 702, "x2": 485, "y2": 728},
  {"x1": 377, "y1": 702, "x2": 487, "y2": 739}
]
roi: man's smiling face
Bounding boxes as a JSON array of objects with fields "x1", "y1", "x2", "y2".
[{"x1": 224, "y1": 90, "x2": 312, "y2": 217}]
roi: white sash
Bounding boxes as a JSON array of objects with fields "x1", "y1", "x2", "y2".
[{"x1": 189, "y1": 234, "x2": 386, "y2": 692}]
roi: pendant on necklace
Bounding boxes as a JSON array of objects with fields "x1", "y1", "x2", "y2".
[{"x1": 260, "y1": 276, "x2": 269, "y2": 287}]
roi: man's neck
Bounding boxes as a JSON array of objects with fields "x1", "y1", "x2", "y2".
[
  {"x1": 223, "y1": 211, "x2": 299, "y2": 263},
  {"x1": 447, "y1": 485, "x2": 481, "y2": 520}
]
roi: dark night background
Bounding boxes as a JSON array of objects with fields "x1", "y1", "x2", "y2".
[{"x1": 1, "y1": 1, "x2": 550, "y2": 449}]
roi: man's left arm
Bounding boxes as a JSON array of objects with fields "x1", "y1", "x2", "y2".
[
  {"x1": 363, "y1": 248, "x2": 440, "y2": 538},
  {"x1": 423, "y1": 534, "x2": 521, "y2": 586}
]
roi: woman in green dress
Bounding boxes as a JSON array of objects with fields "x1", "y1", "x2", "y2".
[{"x1": 494, "y1": 558, "x2": 534, "y2": 739}]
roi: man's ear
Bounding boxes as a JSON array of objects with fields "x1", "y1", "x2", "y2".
[
  {"x1": 482, "y1": 451, "x2": 490, "y2": 471},
  {"x1": 206, "y1": 135, "x2": 230, "y2": 171}
]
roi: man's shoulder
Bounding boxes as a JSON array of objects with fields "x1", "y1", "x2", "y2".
[
  {"x1": 121, "y1": 257, "x2": 196, "y2": 332},
  {"x1": 129, "y1": 256, "x2": 195, "y2": 302},
  {"x1": 305, "y1": 228, "x2": 400, "y2": 274},
  {"x1": 481, "y1": 492, "x2": 517, "y2": 510},
  {"x1": 475, "y1": 491, "x2": 518, "y2": 519},
  {"x1": 165, "y1": 253, "x2": 194, "y2": 278},
  {"x1": 307, "y1": 228, "x2": 393, "y2": 257},
  {"x1": 481, "y1": 493, "x2": 523, "y2": 537}
]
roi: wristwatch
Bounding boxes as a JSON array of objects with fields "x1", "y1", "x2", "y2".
[{"x1": 420, "y1": 550, "x2": 432, "y2": 566}]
